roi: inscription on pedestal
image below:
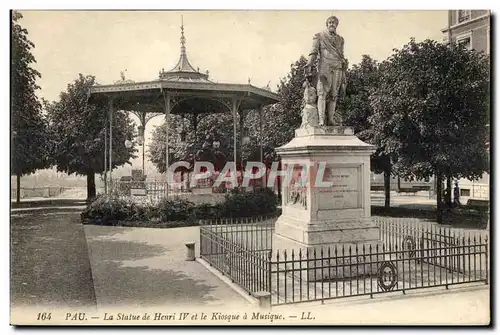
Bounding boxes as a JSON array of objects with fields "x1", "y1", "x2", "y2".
[{"x1": 318, "y1": 166, "x2": 361, "y2": 210}]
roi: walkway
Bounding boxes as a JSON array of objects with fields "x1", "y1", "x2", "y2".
[{"x1": 84, "y1": 225, "x2": 250, "y2": 309}]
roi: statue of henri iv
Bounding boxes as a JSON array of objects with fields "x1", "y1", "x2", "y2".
[{"x1": 304, "y1": 15, "x2": 348, "y2": 126}]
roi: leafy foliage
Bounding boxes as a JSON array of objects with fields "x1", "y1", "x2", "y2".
[
  {"x1": 370, "y1": 38, "x2": 490, "y2": 216},
  {"x1": 258, "y1": 57, "x2": 308, "y2": 162},
  {"x1": 149, "y1": 113, "x2": 235, "y2": 173},
  {"x1": 341, "y1": 55, "x2": 392, "y2": 207},
  {"x1": 341, "y1": 55, "x2": 391, "y2": 173},
  {"x1": 11, "y1": 11, "x2": 50, "y2": 179},
  {"x1": 156, "y1": 197, "x2": 195, "y2": 222},
  {"x1": 371, "y1": 38, "x2": 489, "y2": 180},
  {"x1": 46, "y1": 74, "x2": 138, "y2": 198},
  {"x1": 219, "y1": 187, "x2": 279, "y2": 218},
  {"x1": 81, "y1": 188, "x2": 279, "y2": 225}
]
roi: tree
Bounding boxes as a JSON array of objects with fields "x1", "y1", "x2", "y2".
[
  {"x1": 46, "y1": 74, "x2": 137, "y2": 200},
  {"x1": 11, "y1": 11, "x2": 50, "y2": 204},
  {"x1": 341, "y1": 55, "x2": 394, "y2": 208},
  {"x1": 149, "y1": 113, "x2": 235, "y2": 173},
  {"x1": 246, "y1": 56, "x2": 308, "y2": 166},
  {"x1": 370, "y1": 38, "x2": 490, "y2": 222}
]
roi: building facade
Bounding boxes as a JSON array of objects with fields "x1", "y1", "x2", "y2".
[
  {"x1": 442, "y1": 10, "x2": 491, "y2": 54},
  {"x1": 442, "y1": 10, "x2": 491, "y2": 201}
]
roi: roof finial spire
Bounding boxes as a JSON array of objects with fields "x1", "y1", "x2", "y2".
[{"x1": 180, "y1": 15, "x2": 186, "y2": 55}]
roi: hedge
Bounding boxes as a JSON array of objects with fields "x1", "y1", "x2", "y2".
[{"x1": 81, "y1": 187, "x2": 279, "y2": 227}]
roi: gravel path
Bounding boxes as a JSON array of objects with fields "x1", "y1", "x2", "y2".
[{"x1": 84, "y1": 225, "x2": 250, "y2": 309}]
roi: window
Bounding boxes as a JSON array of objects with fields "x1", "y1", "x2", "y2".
[
  {"x1": 456, "y1": 31, "x2": 473, "y2": 50},
  {"x1": 457, "y1": 36, "x2": 471, "y2": 50},
  {"x1": 457, "y1": 10, "x2": 471, "y2": 23},
  {"x1": 461, "y1": 189, "x2": 471, "y2": 197}
]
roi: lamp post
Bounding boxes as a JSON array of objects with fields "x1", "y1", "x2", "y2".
[{"x1": 137, "y1": 126, "x2": 145, "y2": 174}]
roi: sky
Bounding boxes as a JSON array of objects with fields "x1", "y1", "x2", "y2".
[
  {"x1": 17, "y1": 10, "x2": 448, "y2": 170},
  {"x1": 20, "y1": 10, "x2": 448, "y2": 102}
]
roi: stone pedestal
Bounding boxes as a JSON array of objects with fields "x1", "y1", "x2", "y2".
[{"x1": 272, "y1": 126, "x2": 382, "y2": 280}]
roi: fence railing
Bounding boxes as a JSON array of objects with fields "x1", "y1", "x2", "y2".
[
  {"x1": 200, "y1": 216, "x2": 276, "y2": 294},
  {"x1": 200, "y1": 217, "x2": 489, "y2": 306},
  {"x1": 108, "y1": 179, "x2": 273, "y2": 203},
  {"x1": 11, "y1": 187, "x2": 87, "y2": 199}
]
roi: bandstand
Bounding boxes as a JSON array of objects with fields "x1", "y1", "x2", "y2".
[{"x1": 87, "y1": 20, "x2": 280, "y2": 195}]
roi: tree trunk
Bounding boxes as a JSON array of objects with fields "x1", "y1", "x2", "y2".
[
  {"x1": 436, "y1": 172, "x2": 443, "y2": 224},
  {"x1": 446, "y1": 175, "x2": 452, "y2": 208},
  {"x1": 383, "y1": 167, "x2": 391, "y2": 209},
  {"x1": 86, "y1": 171, "x2": 96, "y2": 201},
  {"x1": 397, "y1": 176, "x2": 401, "y2": 191},
  {"x1": 16, "y1": 173, "x2": 21, "y2": 204}
]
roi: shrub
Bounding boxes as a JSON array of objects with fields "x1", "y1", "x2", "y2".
[
  {"x1": 82, "y1": 188, "x2": 279, "y2": 226},
  {"x1": 81, "y1": 195, "x2": 133, "y2": 224},
  {"x1": 220, "y1": 188, "x2": 278, "y2": 218},
  {"x1": 157, "y1": 197, "x2": 195, "y2": 222},
  {"x1": 191, "y1": 203, "x2": 221, "y2": 220}
]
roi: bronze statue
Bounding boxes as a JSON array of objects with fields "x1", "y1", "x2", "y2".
[{"x1": 305, "y1": 15, "x2": 348, "y2": 126}]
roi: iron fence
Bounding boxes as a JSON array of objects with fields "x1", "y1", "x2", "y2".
[
  {"x1": 11, "y1": 187, "x2": 88, "y2": 199},
  {"x1": 199, "y1": 217, "x2": 489, "y2": 306},
  {"x1": 107, "y1": 180, "x2": 265, "y2": 202},
  {"x1": 108, "y1": 180, "x2": 193, "y2": 203},
  {"x1": 200, "y1": 216, "x2": 276, "y2": 294}
]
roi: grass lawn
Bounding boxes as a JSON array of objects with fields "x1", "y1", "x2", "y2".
[
  {"x1": 372, "y1": 206, "x2": 489, "y2": 230},
  {"x1": 11, "y1": 208, "x2": 97, "y2": 308}
]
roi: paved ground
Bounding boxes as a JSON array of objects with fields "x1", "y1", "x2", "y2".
[
  {"x1": 84, "y1": 225, "x2": 250, "y2": 309},
  {"x1": 271, "y1": 284, "x2": 490, "y2": 325},
  {"x1": 10, "y1": 208, "x2": 97, "y2": 310},
  {"x1": 10, "y1": 196, "x2": 490, "y2": 325},
  {"x1": 371, "y1": 192, "x2": 437, "y2": 209}
]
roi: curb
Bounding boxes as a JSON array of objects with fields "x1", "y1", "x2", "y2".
[{"x1": 196, "y1": 258, "x2": 260, "y2": 307}]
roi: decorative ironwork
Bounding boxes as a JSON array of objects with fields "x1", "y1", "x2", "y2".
[
  {"x1": 402, "y1": 235, "x2": 416, "y2": 258},
  {"x1": 200, "y1": 217, "x2": 488, "y2": 306},
  {"x1": 377, "y1": 261, "x2": 398, "y2": 292}
]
